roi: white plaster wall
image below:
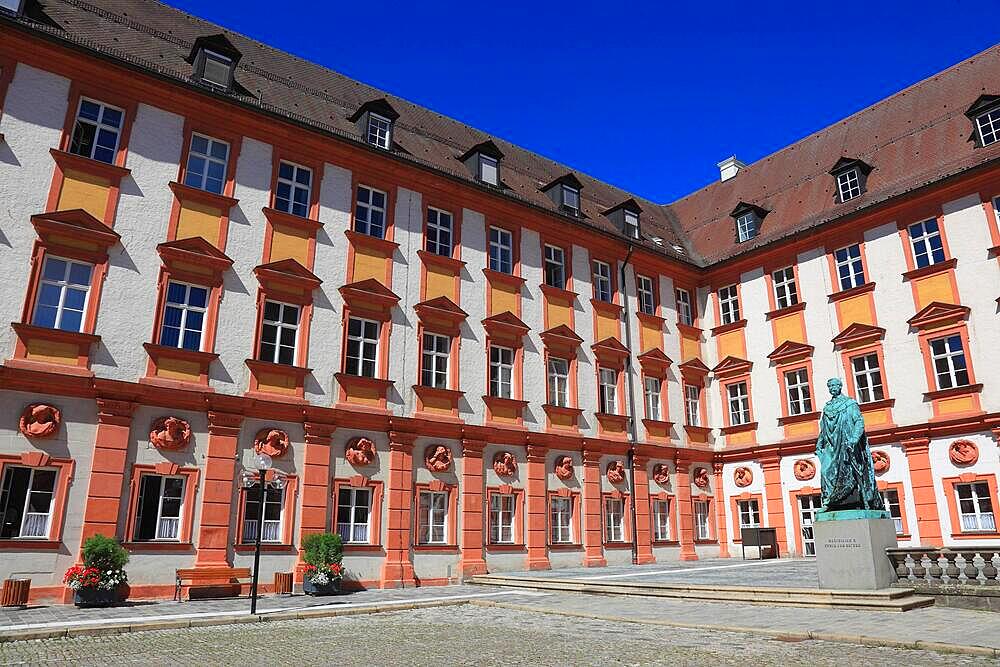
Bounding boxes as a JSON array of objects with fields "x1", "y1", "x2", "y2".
[
  {"x1": 571, "y1": 244, "x2": 593, "y2": 434},
  {"x1": 929, "y1": 430, "x2": 1000, "y2": 547},
  {"x1": 720, "y1": 459, "x2": 767, "y2": 551},
  {"x1": 621, "y1": 264, "x2": 643, "y2": 438},
  {"x1": 870, "y1": 443, "x2": 918, "y2": 546},
  {"x1": 740, "y1": 268, "x2": 779, "y2": 444},
  {"x1": 797, "y1": 247, "x2": 840, "y2": 388},
  {"x1": 698, "y1": 286, "x2": 722, "y2": 436},
  {"x1": 660, "y1": 274, "x2": 682, "y2": 440},
  {"x1": 779, "y1": 453, "x2": 822, "y2": 554},
  {"x1": 458, "y1": 208, "x2": 487, "y2": 424},
  {"x1": 388, "y1": 187, "x2": 421, "y2": 414},
  {"x1": 520, "y1": 230, "x2": 545, "y2": 431}
]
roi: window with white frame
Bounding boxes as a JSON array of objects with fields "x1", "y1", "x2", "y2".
[
  {"x1": 561, "y1": 185, "x2": 580, "y2": 213},
  {"x1": 684, "y1": 384, "x2": 701, "y2": 427},
  {"x1": 355, "y1": 185, "x2": 387, "y2": 239},
  {"x1": 241, "y1": 484, "x2": 283, "y2": 543},
  {"x1": 547, "y1": 357, "x2": 569, "y2": 408},
  {"x1": 0, "y1": 0, "x2": 24, "y2": 15},
  {"x1": 738, "y1": 499, "x2": 761, "y2": 528},
  {"x1": 592, "y1": 260, "x2": 612, "y2": 303},
  {"x1": 851, "y1": 353, "x2": 885, "y2": 403},
  {"x1": 880, "y1": 489, "x2": 903, "y2": 535},
  {"x1": 784, "y1": 368, "x2": 813, "y2": 416},
  {"x1": 624, "y1": 210, "x2": 640, "y2": 239},
  {"x1": 336, "y1": 486, "x2": 371, "y2": 543},
  {"x1": 345, "y1": 317, "x2": 379, "y2": 378},
  {"x1": 478, "y1": 154, "x2": 499, "y2": 185},
  {"x1": 736, "y1": 212, "x2": 758, "y2": 242},
  {"x1": 693, "y1": 499, "x2": 711, "y2": 540},
  {"x1": 834, "y1": 244, "x2": 865, "y2": 291},
  {"x1": 160, "y1": 281, "x2": 208, "y2": 351},
  {"x1": 489, "y1": 227, "x2": 513, "y2": 274},
  {"x1": 637, "y1": 275, "x2": 655, "y2": 315},
  {"x1": 652, "y1": 499, "x2": 671, "y2": 541},
  {"x1": 644, "y1": 377, "x2": 662, "y2": 421},
  {"x1": 134, "y1": 474, "x2": 184, "y2": 541},
  {"x1": 489, "y1": 493, "x2": 515, "y2": 544},
  {"x1": 727, "y1": 381, "x2": 750, "y2": 426},
  {"x1": 421, "y1": 332, "x2": 450, "y2": 389},
  {"x1": 544, "y1": 245, "x2": 566, "y2": 289},
  {"x1": 604, "y1": 496, "x2": 624, "y2": 542},
  {"x1": 837, "y1": 168, "x2": 862, "y2": 202},
  {"x1": 550, "y1": 496, "x2": 573, "y2": 544},
  {"x1": 426, "y1": 207, "x2": 454, "y2": 257},
  {"x1": 718, "y1": 284, "x2": 740, "y2": 325},
  {"x1": 956, "y1": 482, "x2": 995, "y2": 532},
  {"x1": 275, "y1": 161, "x2": 312, "y2": 217},
  {"x1": 0, "y1": 466, "x2": 56, "y2": 539},
  {"x1": 772, "y1": 266, "x2": 798, "y2": 309},
  {"x1": 258, "y1": 300, "x2": 299, "y2": 366},
  {"x1": 599, "y1": 368, "x2": 618, "y2": 415},
  {"x1": 184, "y1": 133, "x2": 229, "y2": 194},
  {"x1": 489, "y1": 345, "x2": 514, "y2": 399},
  {"x1": 417, "y1": 490, "x2": 448, "y2": 544},
  {"x1": 929, "y1": 334, "x2": 969, "y2": 390},
  {"x1": 908, "y1": 218, "x2": 946, "y2": 269},
  {"x1": 675, "y1": 288, "x2": 693, "y2": 326},
  {"x1": 366, "y1": 113, "x2": 392, "y2": 149},
  {"x1": 32, "y1": 256, "x2": 92, "y2": 333},
  {"x1": 976, "y1": 108, "x2": 1000, "y2": 147},
  {"x1": 199, "y1": 50, "x2": 233, "y2": 88},
  {"x1": 69, "y1": 98, "x2": 123, "y2": 164}
]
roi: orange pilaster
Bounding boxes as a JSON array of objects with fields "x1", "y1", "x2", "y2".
[
  {"x1": 380, "y1": 430, "x2": 416, "y2": 587},
  {"x1": 459, "y1": 438, "x2": 487, "y2": 577},
  {"x1": 713, "y1": 463, "x2": 731, "y2": 558},
  {"x1": 632, "y1": 454, "x2": 655, "y2": 564},
  {"x1": 761, "y1": 456, "x2": 788, "y2": 556},
  {"x1": 903, "y1": 437, "x2": 943, "y2": 546},
  {"x1": 194, "y1": 410, "x2": 243, "y2": 566},
  {"x1": 296, "y1": 420, "x2": 334, "y2": 579},
  {"x1": 581, "y1": 445, "x2": 607, "y2": 567},
  {"x1": 525, "y1": 444, "x2": 551, "y2": 570},
  {"x1": 675, "y1": 459, "x2": 698, "y2": 561},
  {"x1": 79, "y1": 398, "x2": 135, "y2": 544}
]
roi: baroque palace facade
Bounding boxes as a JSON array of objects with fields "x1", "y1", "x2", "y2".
[{"x1": 1, "y1": 0, "x2": 999, "y2": 602}]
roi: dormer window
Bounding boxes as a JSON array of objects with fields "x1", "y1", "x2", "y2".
[
  {"x1": 837, "y1": 169, "x2": 862, "y2": 201},
  {"x1": 479, "y1": 154, "x2": 499, "y2": 185},
  {"x1": 730, "y1": 202, "x2": 768, "y2": 243},
  {"x1": 200, "y1": 50, "x2": 233, "y2": 88},
  {"x1": 188, "y1": 35, "x2": 242, "y2": 92},
  {"x1": 460, "y1": 140, "x2": 504, "y2": 186},
  {"x1": 0, "y1": 0, "x2": 25, "y2": 15},
  {"x1": 965, "y1": 95, "x2": 1000, "y2": 147},
  {"x1": 561, "y1": 185, "x2": 580, "y2": 213},
  {"x1": 602, "y1": 199, "x2": 643, "y2": 240},
  {"x1": 541, "y1": 173, "x2": 584, "y2": 216},
  {"x1": 828, "y1": 157, "x2": 873, "y2": 203},
  {"x1": 348, "y1": 99, "x2": 399, "y2": 151},
  {"x1": 624, "y1": 210, "x2": 640, "y2": 239},
  {"x1": 367, "y1": 113, "x2": 392, "y2": 149}
]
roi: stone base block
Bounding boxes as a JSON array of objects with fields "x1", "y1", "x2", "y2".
[{"x1": 814, "y1": 517, "x2": 898, "y2": 590}]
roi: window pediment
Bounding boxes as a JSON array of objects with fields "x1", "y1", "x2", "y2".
[
  {"x1": 339, "y1": 278, "x2": 399, "y2": 320},
  {"x1": 831, "y1": 322, "x2": 885, "y2": 349},
  {"x1": 712, "y1": 355, "x2": 753, "y2": 378},
  {"x1": 156, "y1": 237, "x2": 233, "y2": 286},
  {"x1": 253, "y1": 258, "x2": 321, "y2": 304},
  {"x1": 414, "y1": 295, "x2": 467, "y2": 335},
  {"x1": 766, "y1": 340, "x2": 814, "y2": 364},
  {"x1": 906, "y1": 301, "x2": 970, "y2": 330},
  {"x1": 539, "y1": 324, "x2": 583, "y2": 354},
  {"x1": 638, "y1": 348, "x2": 673, "y2": 375},
  {"x1": 591, "y1": 336, "x2": 629, "y2": 368},
  {"x1": 481, "y1": 311, "x2": 529, "y2": 345},
  {"x1": 31, "y1": 209, "x2": 120, "y2": 258},
  {"x1": 678, "y1": 357, "x2": 711, "y2": 381}
]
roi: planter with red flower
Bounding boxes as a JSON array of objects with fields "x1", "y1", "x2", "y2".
[
  {"x1": 301, "y1": 532, "x2": 344, "y2": 596},
  {"x1": 64, "y1": 534, "x2": 130, "y2": 607}
]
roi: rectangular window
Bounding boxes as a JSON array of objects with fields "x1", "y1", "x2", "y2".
[
  {"x1": 727, "y1": 381, "x2": 750, "y2": 426},
  {"x1": 417, "y1": 490, "x2": 448, "y2": 545},
  {"x1": 355, "y1": 185, "x2": 387, "y2": 239},
  {"x1": 976, "y1": 109, "x2": 1000, "y2": 147},
  {"x1": 69, "y1": 98, "x2": 123, "y2": 164},
  {"x1": 718, "y1": 284, "x2": 740, "y2": 325},
  {"x1": 644, "y1": 377, "x2": 662, "y2": 421},
  {"x1": 544, "y1": 245, "x2": 566, "y2": 289},
  {"x1": 275, "y1": 161, "x2": 312, "y2": 218},
  {"x1": 929, "y1": 334, "x2": 969, "y2": 390},
  {"x1": 652, "y1": 499, "x2": 671, "y2": 541},
  {"x1": 550, "y1": 496, "x2": 573, "y2": 544},
  {"x1": 420, "y1": 332, "x2": 450, "y2": 389},
  {"x1": 880, "y1": 489, "x2": 903, "y2": 535},
  {"x1": 637, "y1": 275, "x2": 655, "y2": 315},
  {"x1": 694, "y1": 499, "x2": 711, "y2": 540},
  {"x1": 547, "y1": 357, "x2": 569, "y2": 408},
  {"x1": 675, "y1": 288, "x2": 693, "y2": 326},
  {"x1": 834, "y1": 244, "x2": 865, "y2": 291},
  {"x1": 0, "y1": 466, "x2": 56, "y2": 539},
  {"x1": 784, "y1": 368, "x2": 813, "y2": 416},
  {"x1": 851, "y1": 353, "x2": 885, "y2": 404},
  {"x1": 32, "y1": 256, "x2": 93, "y2": 333},
  {"x1": 336, "y1": 486, "x2": 371, "y2": 543},
  {"x1": 200, "y1": 50, "x2": 232, "y2": 87},
  {"x1": 738, "y1": 499, "x2": 761, "y2": 528},
  {"x1": 479, "y1": 155, "x2": 498, "y2": 185},
  {"x1": 489, "y1": 227, "x2": 513, "y2": 274},
  {"x1": 489, "y1": 345, "x2": 514, "y2": 399},
  {"x1": 908, "y1": 219, "x2": 946, "y2": 269},
  {"x1": 345, "y1": 317, "x2": 379, "y2": 378},
  {"x1": 160, "y1": 281, "x2": 208, "y2": 351},
  {"x1": 561, "y1": 185, "x2": 580, "y2": 212},
  {"x1": 426, "y1": 207, "x2": 454, "y2": 257},
  {"x1": 599, "y1": 368, "x2": 618, "y2": 415},
  {"x1": 684, "y1": 384, "x2": 701, "y2": 427},
  {"x1": 184, "y1": 133, "x2": 229, "y2": 194},
  {"x1": 489, "y1": 493, "x2": 516, "y2": 544},
  {"x1": 956, "y1": 482, "x2": 995, "y2": 532},
  {"x1": 837, "y1": 169, "x2": 862, "y2": 202},
  {"x1": 367, "y1": 113, "x2": 391, "y2": 149},
  {"x1": 736, "y1": 212, "x2": 757, "y2": 242},
  {"x1": 241, "y1": 484, "x2": 283, "y2": 544},
  {"x1": 624, "y1": 210, "x2": 640, "y2": 239},
  {"x1": 258, "y1": 300, "x2": 299, "y2": 366},
  {"x1": 772, "y1": 266, "x2": 799, "y2": 309},
  {"x1": 134, "y1": 475, "x2": 184, "y2": 541},
  {"x1": 592, "y1": 260, "x2": 612, "y2": 303},
  {"x1": 604, "y1": 497, "x2": 624, "y2": 542}
]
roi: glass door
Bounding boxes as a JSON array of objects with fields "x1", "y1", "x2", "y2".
[{"x1": 798, "y1": 494, "x2": 822, "y2": 556}]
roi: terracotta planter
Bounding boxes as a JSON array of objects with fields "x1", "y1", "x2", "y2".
[
  {"x1": 1, "y1": 579, "x2": 31, "y2": 607},
  {"x1": 302, "y1": 578, "x2": 341, "y2": 596}
]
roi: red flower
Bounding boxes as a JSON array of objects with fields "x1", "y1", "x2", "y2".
[{"x1": 329, "y1": 563, "x2": 343, "y2": 575}]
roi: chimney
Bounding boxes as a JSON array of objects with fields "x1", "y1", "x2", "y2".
[{"x1": 717, "y1": 155, "x2": 746, "y2": 182}]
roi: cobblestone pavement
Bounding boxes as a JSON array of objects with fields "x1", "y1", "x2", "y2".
[{"x1": 0, "y1": 605, "x2": 993, "y2": 666}]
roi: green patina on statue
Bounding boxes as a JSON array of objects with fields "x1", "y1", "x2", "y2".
[{"x1": 816, "y1": 378, "x2": 884, "y2": 513}]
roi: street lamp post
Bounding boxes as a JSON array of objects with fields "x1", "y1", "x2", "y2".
[{"x1": 243, "y1": 453, "x2": 286, "y2": 615}]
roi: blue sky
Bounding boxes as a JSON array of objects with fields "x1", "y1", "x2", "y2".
[{"x1": 167, "y1": 0, "x2": 997, "y2": 203}]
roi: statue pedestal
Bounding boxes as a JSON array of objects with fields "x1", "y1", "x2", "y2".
[{"x1": 814, "y1": 511, "x2": 898, "y2": 590}]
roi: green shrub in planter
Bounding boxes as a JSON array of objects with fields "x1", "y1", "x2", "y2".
[
  {"x1": 65, "y1": 534, "x2": 130, "y2": 607},
  {"x1": 301, "y1": 532, "x2": 343, "y2": 596}
]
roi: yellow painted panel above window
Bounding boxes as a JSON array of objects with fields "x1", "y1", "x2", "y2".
[
  {"x1": 489, "y1": 282, "x2": 518, "y2": 316},
  {"x1": 680, "y1": 334, "x2": 700, "y2": 362},
  {"x1": 772, "y1": 311, "x2": 806, "y2": 345},
  {"x1": 716, "y1": 329, "x2": 746, "y2": 360},
  {"x1": 352, "y1": 244, "x2": 387, "y2": 283},
  {"x1": 424, "y1": 263, "x2": 455, "y2": 301},
  {"x1": 58, "y1": 169, "x2": 110, "y2": 220},
  {"x1": 836, "y1": 294, "x2": 875, "y2": 328},
  {"x1": 595, "y1": 312, "x2": 620, "y2": 342},
  {"x1": 269, "y1": 223, "x2": 310, "y2": 265},
  {"x1": 913, "y1": 272, "x2": 956, "y2": 311},
  {"x1": 640, "y1": 319, "x2": 662, "y2": 353},
  {"x1": 546, "y1": 301, "x2": 572, "y2": 329},
  {"x1": 175, "y1": 200, "x2": 222, "y2": 246}
]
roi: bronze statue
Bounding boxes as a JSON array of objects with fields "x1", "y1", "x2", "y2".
[{"x1": 816, "y1": 378, "x2": 883, "y2": 513}]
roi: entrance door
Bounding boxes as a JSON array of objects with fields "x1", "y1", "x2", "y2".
[{"x1": 798, "y1": 494, "x2": 822, "y2": 556}]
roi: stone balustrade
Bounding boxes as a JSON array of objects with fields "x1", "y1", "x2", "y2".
[{"x1": 886, "y1": 547, "x2": 1000, "y2": 611}]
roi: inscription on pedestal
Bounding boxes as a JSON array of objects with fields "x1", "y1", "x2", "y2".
[{"x1": 815, "y1": 518, "x2": 898, "y2": 590}]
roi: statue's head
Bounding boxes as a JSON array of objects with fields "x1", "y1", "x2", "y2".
[{"x1": 827, "y1": 378, "x2": 843, "y2": 397}]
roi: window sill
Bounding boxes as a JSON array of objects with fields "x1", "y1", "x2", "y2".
[
  {"x1": 262, "y1": 206, "x2": 323, "y2": 234},
  {"x1": 482, "y1": 267, "x2": 526, "y2": 289},
  {"x1": 413, "y1": 544, "x2": 460, "y2": 553},
  {"x1": 8, "y1": 323, "x2": 100, "y2": 377},
  {"x1": 168, "y1": 180, "x2": 239, "y2": 211},
  {"x1": 486, "y1": 543, "x2": 526, "y2": 553},
  {"x1": 694, "y1": 539, "x2": 718, "y2": 545},
  {"x1": 482, "y1": 395, "x2": 529, "y2": 410},
  {"x1": 951, "y1": 531, "x2": 1000, "y2": 540},
  {"x1": 765, "y1": 301, "x2": 807, "y2": 320},
  {"x1": 50, "y1": 147, "x2": 131, "y2": 183},
  {"x1": 342, "y1": 544, "x2": 385, "y2": 554},
  {"x1": 123, "y1": 541, "x2": 194, "y2": 552},
  {"x1": 642, "y1": 418, "x2": 674, "y2": 432},
  {"x1": 233, "y1": 543, "x2": 297, "y2": 553},
  {"x1": 539, "y1": 283, "x2": 577, "y2": 303},
  {"x1": 902, "y1": 257, "x2": 957, "y2": 282},
  {"x1": 710, "y1": 319, "x2": 747, "y2": 337},
  {"x1": 547, "y1": 543, "x2": 583, "y2": 551},
  {"x1": 543, "y1": 404, "x2": 584, "y2": 418},
  {"x1": 142, "y1": 342, "x2": 218, "y2": 389},
  {"x1": 590, "y1": 298, "x2": 623, "y2": 317},
  {"x1": 720, "y1": 422, "x2": 758, "y2": 435},
  {"x1": 676, "y1": 322, "x2": 703, "y2": 338},
  {"x1": 336, "y1": 373, "x2": 394, "y2": 393},
  {"x1": 683, "y1": 424, "x2": 713, "y2": 438},
  {"x1": 828, "y1": 281, "x2": 876, "y2": 303},
  {"x1": 412, "y1": 385, "x2": 464, "y2": 418},
  {"x1": 603, "y1": 541, "x2": 633, "y2": 549},
  {"x1": 923, "y1": 384, "x2": 983, "y2": 401},
  {"x1": 651, "y1": 540, "x2": 680, "y2": 547},
  {"x1": 0, "y1": 539, "x2": 62, "y2": 550},
  {"x1": 859, "y1": 397, "x2": 896, "y2": 412},
  {"x1": 636, "y1": 311, "x2": 666, "y2": 328},
  {"x1": 417, "y1": 249, "x2": 465, "y2": 273},
  {"x1": 245, "y1": 358, "x2": 312, "y2": 397},
  {"x1": 344, "y1": 228, "x2": 399, "y2": 255},
  {"x1": 777, "y1": 411, "x2": 820, "y2": 426}
]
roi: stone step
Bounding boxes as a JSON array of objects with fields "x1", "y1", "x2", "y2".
[{"x1": 468, "y1": 575, "x2": 936, "y2": 611}]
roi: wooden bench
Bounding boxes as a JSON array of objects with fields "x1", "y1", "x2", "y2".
[{"x1": 175, "y1": 567, "x2": 252, "y2": 601}]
